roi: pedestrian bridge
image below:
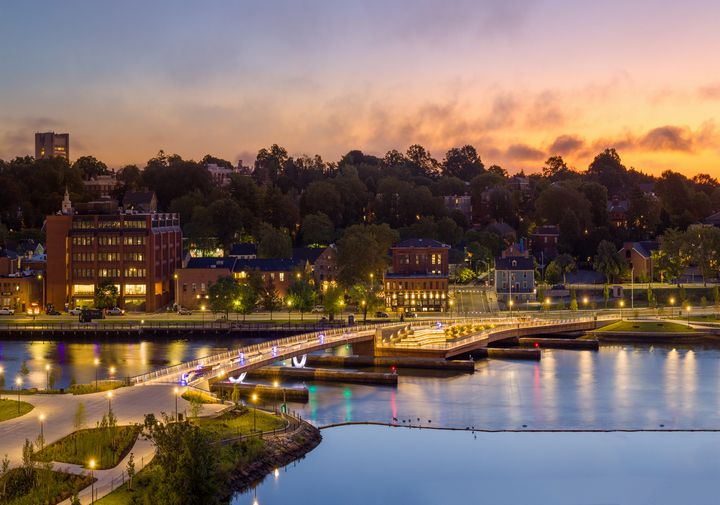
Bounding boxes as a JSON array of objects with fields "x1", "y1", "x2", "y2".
[{"x1": 130, "y1": 316, "x2": 613, "y2": 387}]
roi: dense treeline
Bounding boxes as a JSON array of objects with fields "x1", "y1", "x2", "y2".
[{"x1": 1, "y1": 144, "x2": 718, "y2": 272}]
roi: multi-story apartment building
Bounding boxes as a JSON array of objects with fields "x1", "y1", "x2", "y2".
[
  {"x1": 385, "y1": 238, "x2": 450, "y2": 312},
  {"x1": 46, "y1": 213, "x2": 182, "y2": 312},
  {"x1": 35, "y1": 132, "x2": 70, "y2": 160}
]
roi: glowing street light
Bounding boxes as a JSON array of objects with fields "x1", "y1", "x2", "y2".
[
  {"x1": 108, "y1": 391, "x2": 112, "y2": 413},
  {"x1": 94, "y1": 359, "x2": 99, "y2": 392},
  {"x1": 287, "y1": 300, "x2": 292, "y2": 324},
  {"x1": 687, "y1": 306, "x2": 691, "y2": 327},
  {"x1": 201, "y1": 306, "x2": 206, "y2": 325},
  {"x1": 509, "y1": 300, "x2": 513, "y2": 318},
  {"x1": 583, "y1": 297, "x2": 588, "y2": 316},
  {"x1": 274, "y1": 381, "x2": 279, "y2": 414},
  {"x1": 252, "y1": 393, "x2": 257, "y2": 432},
  {"x1": 90, "y1": 460, "x2": 95, "y2": 503},
  {"x1": 620, "y1": 300, "x2": 624, "y2": 321},
  {"x1": 670, "y1": 298, "x2": 675, "y2": 318}
]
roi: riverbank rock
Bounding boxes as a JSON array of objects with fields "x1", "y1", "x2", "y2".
[{"x1": 222, "y1": 421, "x2": 322, "y2": 497}]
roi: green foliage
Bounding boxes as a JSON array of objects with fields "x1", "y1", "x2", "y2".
[
  {"x1": 207, "y1": 274, "x2": 240, "y2": 319},
  {"x1": 48, "y1": 365, "x2": 62, "y2": 391},
  {"x1": 69, "y1": 375, "x2": 77, "y2": 388},
  {"x1": 545, "y1": 262, "x2": 562, "y2": 285},
  {"x1": 181, "y1": 391, "x2": 216, "y2": 405},
  {"x1": 336, "y1": 224, "x2": 399, "y2": 287},
  {"x1": 300, "y1": 213, "x2": 335, "y2": 246},
  {"x1": 0, "y1": 399, "x2": 34, "y2": 421},
  {"x1": 141, "y1": 413, "x2": 224, "y2": 505},
  {"x1": 603, "y1": 284, "x2": 610, "y2": 308},
  {"x1": 260, "y1": 278, "x2": 282, "y2": 319},
  {"x1": 189, "y1": 397, "x2": 205, "y2": 418},
  {"x1": 33, "y1": 426, "x2": 139, "y2": 470},
  {"x1": 349, "y1": 281, "x2": 384, "y2": 323},
  {"x1": 0, "y1": 466, "x2": 92, "y2": 505},
  {"x1": 18, "y1": 361, "x2": 30, "y2": 381},
  {"x1": 257, "y1": 226, "x2": 293, "y2": 259},
  {"x1": 235, "y1": 283, "x2": 259, "y2": 322},
  {"x1": 126, "y1": 452, "x2": 135, "y2": 492},
  {"x1": 656, "y1": 228, "x2": 691, "y2": 286},
  {"x1": 322, "y1": 286, "x2": 345, "y2": 317},
  {"x1": 286, "y1": 280, "x2": 318, "y2": 321},
  {"x1": 594, "y1": 240, "x2": 629, "y2": 283},
  {"x1": 570, "y1": 287, "x2": 578, "y2": 311},
  {"x1": 94, "y1": 280, "x2": 119, "y2": 310},
  {"x1": 537, "y1": 286, "x2": 544, "y2": 303},
  {"x1": 557, "y1": 300, "x2": 566, "y2": 310}
]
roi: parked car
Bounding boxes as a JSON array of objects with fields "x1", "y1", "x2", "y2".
[
  {"x1": 46, "y1": 309, "x2": 61, "y2": 315},
  {"x1": 311, "y1": 305, "x2": 324, "y2": 313},
  {"x1": 178, "y1": 308, "x2": 192, "y2": 315},
  {"x1": 106, "y1": 307, "x2": 125, "y2": 316},
  {"x1": 375, "y1": 311, "x2": 389, "y2": 318},
  {"x1": 551, "y1": 284, "x2": 566, "y2": 290},
  {"x1": 0, "y1": 307, "x2": 15, "y2": 315},
  {"x1": 27, "y1": 303, "x2": 40, "y2": 316},
  {"x1": 68, "y1": 308, "x2": 83, "y2": 316},
  {"x1": 403, "y1": 311, "x2": 418, "y2": 318}
]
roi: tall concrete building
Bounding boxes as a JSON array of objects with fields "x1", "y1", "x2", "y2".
[{"x1": 35, "y1": 132, "x2": 70, "y2": 160}]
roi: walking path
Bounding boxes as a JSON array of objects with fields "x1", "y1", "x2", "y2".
[{"x1": 0, "y1": 384, "x2": 226, "y2": 504}]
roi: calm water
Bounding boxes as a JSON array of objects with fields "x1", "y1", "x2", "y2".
[{"x1": 4, "y1": 338, "x2": 720, "y2": 504}]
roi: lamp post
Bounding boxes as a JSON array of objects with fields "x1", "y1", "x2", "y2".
[
  {"x1": 274, "y1": 381, "x2": 278, "y2": 414},
  {"x1": 90, "y1": 460, "x2": 95, "y2": 504},
  {"x1": 38, "y1": 274, "x2": 45, "y2": 312},
  {"x1": 94, "y1": 359, "x2": 99, "y2": 392},
  {"x1": 620, "y1": 301, "x2": 624, "y2": 321},
  {"x1": 108, "y1": 391, "x2": 112, "y2": 413},
  {"x1": 174, "y1": 387, "x2": 179, "y2": 422},
  {"x1": 509, "y1": 300, "x2": 513, "y2": 318},
  {"x1": 670, "y1": 298, "x2": 674, "y2": 318},
  {"x1": 40, "y1": 414, "x2": 44, "y2": 438},
  {"x1": 287, "y1": 300, "x2": 292, "y2": 324},
  {"x1": 687, "y1": 306, "x2": 691, "y2": 327},
  {"x1": 583, "y1": 297, "x2": 588, "y2": 317},
  {"x1": 16, "y1": 378, "x2": 21, "y2": 413},
  {"x1": 46, "y1": 364, "x2": 50, "y2": 391},
  {"x1": 449, "y1": 299, "x2": 453, "y2": 317},
  {"x1": 201, "y1": 306, "x2": 206, "y2": 325},
  {"x1": 174, "y1": 273, "x2": 178, "y2": 308},
  {"x1": 252, "y1": 393, "x2": 257, "y2": 432}
]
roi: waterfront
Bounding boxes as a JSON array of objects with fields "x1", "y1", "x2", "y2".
[{"x1": 4, "y1": 338, "x2": 720, "y2": 504}]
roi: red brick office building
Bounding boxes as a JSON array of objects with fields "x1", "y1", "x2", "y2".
[
  {"x1": 385, "y1": 238, "x2": 450, "y2": 312},
  {"x1": 46, "y1": 213, "x2": 182, "y2": 312}
]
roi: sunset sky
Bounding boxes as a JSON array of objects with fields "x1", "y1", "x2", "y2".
[{"x1": 1, "y1": 0, "x2": 720, "y2": 178}]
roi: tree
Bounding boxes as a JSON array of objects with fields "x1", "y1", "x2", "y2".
[
  {"x1": 48, "y1": 365, "x2": 62, "y2": 390},
  {"x1": 554, "y1": 254, "x2": 578, "y2": 285},
  {"x1": 442, "y1": 145, "x2": 485, "y2": 181},
  {"x1": 207, "y1": 275, "x2": 240, "y2": 319},
  {"x1": 1, "y1": 453, "x2": 9, "y2": 499},
  {"x1": 587, "y1": 148, "x2": 627, "y2": 188},
  {"x1": 656, "y1": 228, "x2": 691, "y2": 287},
  {"x1": 126, "y1": 452, "x2": 135, "y2": 491},
  {"x1": 322, "y1": 286, "x2": 345, "y2": 319},
  {"x1": 236, "y1": 283, "x2": 259, "y2": 321},
  {"x1": 231, "y1": 384, "x2": 240, "y2": 404},
  {"x1": 594, "y1": 240, "x2": 628, "y2": 283},
  {"x1": 206, "y1": 198, "x2": 243, "y2": 253},
  {"x1": 336, "y1": 224, "x2": 399, "y2": 286},
  {"x1": 688, "y1": 227, "x2": 720, "y2": 286},
  {"x1": 19, "y1": 360, "x2": 30, "y2": 382},
  {"x1": 570, "y1": 287, "x2": 578, "y2": 311},
  {"x1": 286, "y1": 280, "x2": 317, "y2": 321},
  {"x1": 257, "y1": 226, "x2": 292, "y2": 259},
  {"x1": 542, "y1": 156, "x2": 572, "y2": 180},
  {"x1": 545, "y1": 262, "x2": 562, "y2": 285},
  {"x1": 261, "y1": 278, "x2": 282, "y2": 320},
  {"x1": 69, "y1": 374, "x2": 77, "y2": 388},
  {"x1": 603, "y1": 284, "x2": 610, "y2": 309},
  {"x1": 189, "y1": 397, "x2": 204, "y2": 418},
  {"x1": 94, "y1": 280, "x2": 119, "y2": 310},
  {"x1": 300, "y1": 213, "x2": 335, "y2": 246},
  {"x1": 142, "y1": 413, "x2": 222, "y2": 505},
  {"x1": 73, "y1": 155, "x2": 109, "y2": 180},
  {"x1": 349, "y1": 281, "x2": 384, "y2": 323}
]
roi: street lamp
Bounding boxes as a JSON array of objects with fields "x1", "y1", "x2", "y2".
[
  {"x1": 252, "y1": 393, "x2": 257, "y2": 432},
  {"x1": 90, "y1": 460, "x2": 95, "y2": 504},
  {"x1": 174, "y1": 273, "x2": 178, "y2": 308},
  {"x1": 38, "y1": 274, "x2": 45, "y2": 312},
  {"x1": 670, "y1": 298, "x2": 675, "y2": 318},
  {"x1": 94, "y1": 359, "x2": 99, "y2": 392},
  {"x1": 583, "y1": 297, "x2": 588, "y2": 317},
  {"x1": 108, "y1": 391, "x2": 112, "y2": 413},
  {"x1": 620, "y1": 301, "x2": 624, "y2": 321},
  {"x1": 201, "y1": 306, "x2": 206, "y2": 325},
  {"x1": 274, "y1": 381, "x2": 278, "y2": 414},
  {"x1": 287, "y1": 300, "x2": 292, "y2": 324},
  {"x1": 687, "y1": 306, "x2": 691, "y2": 327},
  {"x1": 46, "y1": 364, "x2": 50, "y2": 391},
  {"x1": 509, "y1": 300, "x2": 513, "y2": 318},
  {"x1": 449, "y1": 299, "x2": 453, "y2": 316},
  {"x1": 40, "y1": 414, "x2": 44, "y2": 438}
]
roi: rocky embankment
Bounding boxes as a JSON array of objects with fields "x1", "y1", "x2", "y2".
[{"x1": 223, "y1": 421, "x2": 322, "y2": 496}]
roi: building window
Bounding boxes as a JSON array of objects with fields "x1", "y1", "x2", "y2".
[
  {"x1": 201, "y1": 283, "x2": 206, "y2": 292},
  {"x1": 192, "y1": 283, "x2": 196, "y2": 292},
  {"x1": 524, "y1": 282, "x2": 527, "y2": 289},
  {"x1": 125, "y1": 284, "x2": 146, "y2": 295},
  {"x1": 73, "y1": 284, "x2": 95, "y2": 295},
  {"x1": 123, "y1": 236, "x2": 146, "y2": 246},
  {"x1": 124, "y1": 268, "x2": 146, "y2": 278},
  {"x1": 124, "y1": 252, "x2": 145, "y2": 261},
  {"x1": 279, "y1": 272, "x2": 284, "y2": 282},
  {"x1": 270, "y1": 273, "x2": 275, "y2": 281},
  {"x1": 183, "y1": 283, "x2": 187, "y2": 292}
]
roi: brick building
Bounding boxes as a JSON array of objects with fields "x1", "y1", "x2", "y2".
[
  {"x1": 46, "y1": 213, "x2": 182, "y2": 312},
  {"x1": 0, "y1": 276, "x2": 42, "y2": 313},
  {"x1": 531, "y1": 225, "x2": 561, "y2": 256},
  {"x1": 385, "y1": 238, "x2": 450, "y2": 312}
]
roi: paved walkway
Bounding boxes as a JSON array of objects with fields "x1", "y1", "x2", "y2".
[{"x1": 0, "y1": 384, "x2": 226, "y2": 504}]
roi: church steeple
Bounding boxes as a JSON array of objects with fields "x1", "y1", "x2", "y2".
[{"x1": 61, "y1": 187, "x2": 73, "y2": 215}]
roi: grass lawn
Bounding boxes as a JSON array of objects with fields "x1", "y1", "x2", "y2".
[
  {"x1": 181, "y1": 390, "x2": 217, "y2": 404},
  {"x1": 0, "y1": 398, "x2": 34, "y2": 421},
  {"x1": 0, "y1": 467, "x2": 92, "y2": 505},
  {"x1": 599, "y1": 321, "x2": 696, "y2": 333},
  {"x1": 195, "y1": 406, "x2": 287, "y2": 439},
  {"x1": 34, "y1": 426, "x2": 140, "y2": 469},
  {"x1": 69, "y1": 382, "x2": 127, "y2": 395}
]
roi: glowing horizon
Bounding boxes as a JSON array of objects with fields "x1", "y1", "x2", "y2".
[{"x1": 1, "y1": 0, "x2": 719, "y2": 179}]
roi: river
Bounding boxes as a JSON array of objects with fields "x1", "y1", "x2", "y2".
[{"x1": 2, "y1": 338, "x2": 719, "y2": 504}]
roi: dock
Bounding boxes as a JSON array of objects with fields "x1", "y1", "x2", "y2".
[
  {"x1": 245, "y1": 366, "x2": 398, "y2": 385},
  {"x1": 306, "y1": 355, "x2": 475, "y2": 372},
  {"x1": 211, "y1": 382, "x2": 309, "y2": 402},
  {"x1": 518, "y1": 337, "x2": 600, "y2": 350}
]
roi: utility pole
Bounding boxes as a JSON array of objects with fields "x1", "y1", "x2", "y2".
[{"x1": 631, "y1": 267, "x2": 634, "y2": 309}]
